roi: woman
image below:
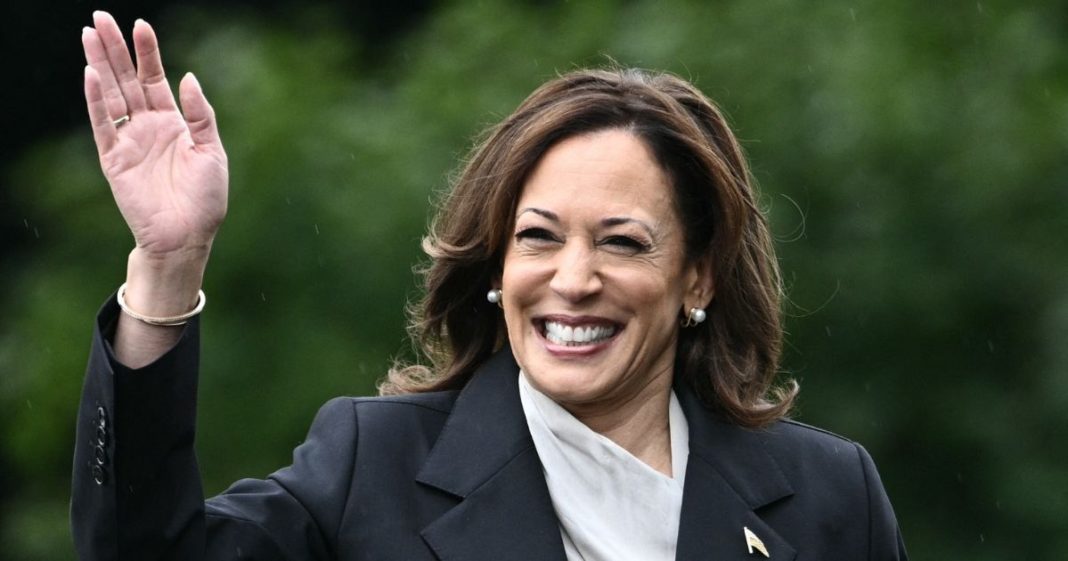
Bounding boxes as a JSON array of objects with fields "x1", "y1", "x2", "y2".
[{"x1": 73, "y1": 11, "x2": 907, "y2": 561}]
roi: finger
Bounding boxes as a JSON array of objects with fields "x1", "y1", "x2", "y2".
[
  {"x1": 132, "y1": 19, "x2": 177, "y2": 112},
  {"x1": 179, "y1": 73, "x2": 222, "y2": 147},
  {"x1": 92, "y1": 11, "x2": 148, "y2": 113},
  {"x1": 84, "y1": 66, "x2": 118, "y2": 154},
  {"x1": 82, "y1": 27, "x2": 128, "y2": 120}
]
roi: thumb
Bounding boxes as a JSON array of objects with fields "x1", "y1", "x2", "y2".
[{"x1": 179, "y1": 72, "x2": 222, "y2": 147}]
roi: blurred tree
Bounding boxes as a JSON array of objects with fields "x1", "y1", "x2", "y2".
[{"x1": 2, "y1": 0, "x2": 1066, "y2": 559}]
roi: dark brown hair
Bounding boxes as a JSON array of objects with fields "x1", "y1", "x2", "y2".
[{"x1": 380, "y1": 67, "x2": 797, "y2": 427}]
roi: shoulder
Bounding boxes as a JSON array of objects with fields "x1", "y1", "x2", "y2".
[
  {"x1": 758, "y1": 419, "x2": 907, "y2": 559},
  {"x1": 316, "y1": 390, "x2": 458, "y2": 417},
  {"x1": 763, "y1": 418, "x2": 863, "y2": 457},
  {"x1": 753, "y1": 418, "x2": 894, "y2": 512},
  {"x1": 758, "y1": 418, "x2": 871, "y2": 479},
  {"x1": 349, "y1": 391, "x2": 459, "y2": 415},
  {"x1": 309, "y1": 391, "x2": 460, "y2": 456}
]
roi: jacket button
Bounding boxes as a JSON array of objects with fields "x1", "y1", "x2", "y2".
[
  {"x1": 91, "y1": 464, "x2": 107, "y2": 485},
  {"x1": 93, "y1": 445, "x2": 108, "y2": 466},
  {"x1": 90, "y1": 404, "x2": 111, "y2": 485}
]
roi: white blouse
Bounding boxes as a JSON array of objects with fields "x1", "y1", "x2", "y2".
[{"x1": 518, "y1": 372, "x2": 689, "y2": 561}]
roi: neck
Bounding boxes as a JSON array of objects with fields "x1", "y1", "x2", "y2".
[{"x1": 568, "y1": 375, "x2": 674, "y2": 477}]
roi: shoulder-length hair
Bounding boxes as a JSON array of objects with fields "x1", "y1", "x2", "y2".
[{"x1": 380, "y1": 67, "x2": 797, "y2": 428}]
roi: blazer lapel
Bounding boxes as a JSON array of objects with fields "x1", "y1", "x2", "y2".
[
  {"x1": 415, "y1": 349, "x2": 797, "y2": 561},
  {"x1": 416, "y1": 349, "x2": 567, "y2": 561},
  {"x1": 675, "y1": 387, "x2": 797, "y2": 561}
]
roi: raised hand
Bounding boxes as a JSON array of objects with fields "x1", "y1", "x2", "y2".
[
  {"x1": 83, "y1": 11, "x2": 229, "y2": 365},
  {"x1": 82, "y1": 11, "x2": 228, "y2": 259}
]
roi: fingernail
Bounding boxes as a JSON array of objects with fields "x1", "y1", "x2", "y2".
[
  {"x1": 135, "y1": 18, "x2": 147, "y2": 26},
  {"x1": 82, "y1": 26, "x2": 92, "y2": 35}
]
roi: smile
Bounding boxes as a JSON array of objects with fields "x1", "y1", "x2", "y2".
[{"x1": 539, "y1": 318, "x2": 620, "y2": 347}]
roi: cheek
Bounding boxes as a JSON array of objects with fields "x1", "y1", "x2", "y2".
[
  {"x1": 499, "y1": 262, "x2": 541, "y2": 331},
  {"x1": 606, "y1": 267, "x2": 682, "y2": 308},
  {"x1": 628, "y1": 278, "x2": 687, "y2": 348},
  {"x1": 501, "y1": 271, "x2": 532, "y2": 307},
  {"x1": 501, "y1": 254, "x2": 553, "y2": 297}
]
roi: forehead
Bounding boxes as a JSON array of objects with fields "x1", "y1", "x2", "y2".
[{"x1": 517, "y1": 129, "x2": 678, "y2": 223}]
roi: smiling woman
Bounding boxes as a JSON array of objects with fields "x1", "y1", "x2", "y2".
[
  {"x1": 72, "y1": 11, "x2": 907, "y2": 561},
  {"x1": 383, "y1": 69, "x2": 794, "y2": 431},
  {"x1": 504, "y1": 131, "x2": 705, "y2": 449}
]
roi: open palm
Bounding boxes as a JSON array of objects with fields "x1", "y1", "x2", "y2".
[{"x1": 83, "y1": 12, "x2": 227, "y2": 258}]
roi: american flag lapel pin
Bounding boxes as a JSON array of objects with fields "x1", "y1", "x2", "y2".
[{"x1": 744, "y1": 526, "x2": 770, "y2": 558}]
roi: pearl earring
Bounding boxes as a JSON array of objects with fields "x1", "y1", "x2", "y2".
[
  {"x1": 682, "y1": 307, "x2": 707, "y2": 327},
  {"x1": 486, "y1": 289, "x2": 502, "y2": 307}
]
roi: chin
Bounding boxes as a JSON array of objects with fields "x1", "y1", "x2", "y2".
[{"x1": 523, "y1": 367, "x2": 611, "y2": 404}]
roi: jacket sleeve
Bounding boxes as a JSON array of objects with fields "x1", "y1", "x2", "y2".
[
  {"x1": 71, "y1": 296, "x2": 358, "y2": 561},
  {"x1": 855, "y1": 443, "x2": 909, "y2": 561}
]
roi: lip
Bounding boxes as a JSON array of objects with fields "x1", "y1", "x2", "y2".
[{"x1": 533, "y1": 314, "x2": 623, "y2": 358}]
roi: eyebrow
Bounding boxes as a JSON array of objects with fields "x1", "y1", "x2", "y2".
[
  {"x1": 518, "y1": 207, "x2": 559, "y2": 222},
  {"x1": 517, "y1": 207, "x2": 658, "y2": 238}
]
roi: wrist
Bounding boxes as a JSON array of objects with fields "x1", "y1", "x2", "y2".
[{"x1": 123, "y1": 246, "x2": 212, "y2": 317}]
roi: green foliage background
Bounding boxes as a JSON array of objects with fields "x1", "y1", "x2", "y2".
[{"x1": 3, "y1": 0, "x2": 1067, "y2": 558}]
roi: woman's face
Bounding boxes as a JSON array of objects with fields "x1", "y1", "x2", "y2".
[{"x1": 501, "y1": 128, "x2": 711, "y2": 416}]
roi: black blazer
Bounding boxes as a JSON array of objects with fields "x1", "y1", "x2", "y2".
[{"x1": 73, "y1": 298, "x2": 908, "y2": 561}]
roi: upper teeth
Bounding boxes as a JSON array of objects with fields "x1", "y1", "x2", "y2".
[{"x1": 544, "y1": 321, "x2": 617, "y2": 345}]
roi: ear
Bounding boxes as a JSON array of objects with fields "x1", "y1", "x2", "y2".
[{"x1": 684, "y1": 255, "x2": 715, "y2": 309}]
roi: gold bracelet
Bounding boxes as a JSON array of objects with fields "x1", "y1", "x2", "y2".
[{"x1": 116, "y1": 282, "x2": 206, "y2": 326}]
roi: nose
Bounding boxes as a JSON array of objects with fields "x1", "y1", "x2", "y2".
[{"x1": 549, "y1": 239, "x2": 603, "y2": 303}]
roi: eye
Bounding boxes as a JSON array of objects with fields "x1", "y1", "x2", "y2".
[
  {"x1": 600, "y1": 235, "x2": 649, "y2": 252},
  {"x1": 515, "y1": 227, "x2": 559, "y2": 244}
]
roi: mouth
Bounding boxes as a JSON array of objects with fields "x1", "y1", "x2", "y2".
[{"x1": 536, "y1": 316, "x2": 622, "y2": 348}]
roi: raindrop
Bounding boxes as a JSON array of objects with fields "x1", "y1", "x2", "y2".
[
  {"x1": 261, "y1": 292, "x2": 267, "y2": 302},
  {"x1": 314, "y1": 223, "x2": 320, "y2": 235}
]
